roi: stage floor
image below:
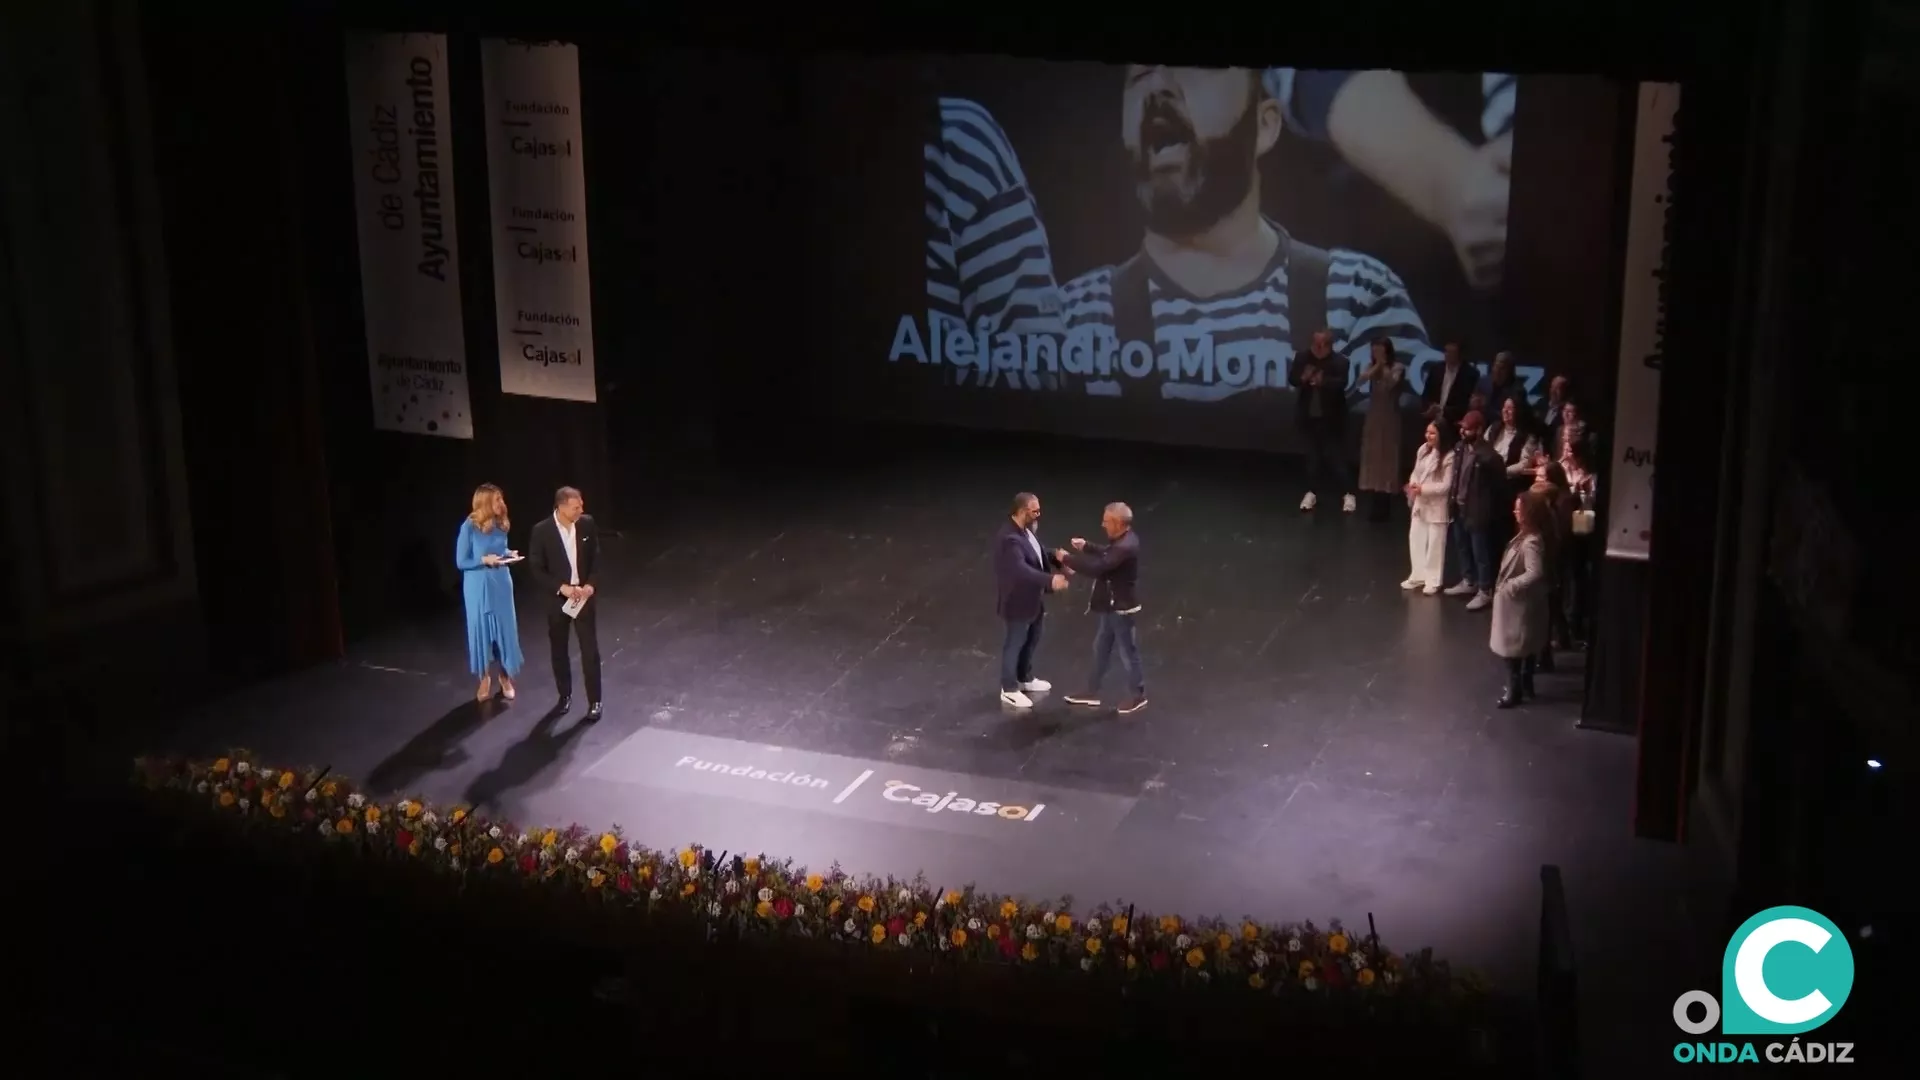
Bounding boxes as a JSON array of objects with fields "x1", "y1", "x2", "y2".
[{"x1": 167, "y1": 435, "x2": 1714, "y2": 1054}]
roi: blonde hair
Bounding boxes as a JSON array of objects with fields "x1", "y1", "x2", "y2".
[{"x1": 469, "y1": 484, "x2": 509, "y2": 533}]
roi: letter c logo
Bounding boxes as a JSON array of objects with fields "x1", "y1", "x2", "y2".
[
  {"x1": 882, "y1": 782, "x2": 916, "y2": 803},
  {"x1": 1720, "y1": 906, "x2": 1854, "y2": 1035}
]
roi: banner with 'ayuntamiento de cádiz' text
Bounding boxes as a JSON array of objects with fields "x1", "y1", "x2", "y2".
[
  {"x1": 482, "y1": 40, "x2": 598, "y2": 404},
  {"x1": 344, "y1": 33, "x2": 474, "y2": 439}
]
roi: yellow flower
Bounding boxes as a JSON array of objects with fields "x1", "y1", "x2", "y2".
[
  {"x1": 950, "y1": 928, "x2": 967, "y2": 947},
  {"x1": 449, "y1": 808, "x2": 467, "y2": 825},
  {"x1": 268, "y1": 802, "x2": 286, "y2": 819},
  {"x1": 1215, "y1": 932, "x2": 1232, "y2": 951},
  {"x1": 870, "y1": 924, "x2": 886, "y2": 944},
  {"x1": 1241, "y1": 922, "x2": 1260, "y2": 942},
  {"x1": 1111, "y1": 916, "x2": 1128, "y2": 936},
  {"x1": 218, "y1": 791, "x2": 236, "y2": 808},
  {"x1": 1054, "y1": 914, "x2": 1072, "y2": 932},
  {"x1": 638, "y1": 864, "x2": 653, "y2": 880},
  {"x1": 677, "y1": 848, "x2": 697, "y2": 868},
  {"x1": 756, "y1": 900, "x2": 772, "y2": 918},
  {"x1": 1158, "y1": 915, "x2": 1180, "y2": 934},
  {"x1": 805, "y1": 874, "x2": 824, "y2": 893},
  {"x1": 542, "y1": 830, "x2": 558, "y2": 848},
  {"x1": 1085, "y1": 937, "x2": 1102, "y2": 955},
  {"x1": 598, "y1": 833, "x2": 618, "y2": 855},
  {"x1": 278, "y1": 772, "x2": 294, "y2": 790},
  {"x1": 1126, "y1": 954, "x2": 1138, "y2": 970},
  {"x1": 403, "y1": 800, "x2": 421, "y2": 819},
  {"x1": 587, "y1": 869, "x2": 605, "y2": 888},
  {"x1": 487, "y1": 847, "x2": 505, "y2": 865},
  {"x1": 1328, "y1": 932, "x2": 1349, "y2": 954},
  {"x1": 987, "y1": 924, "x2": 1002, "y2": 940},
  {"x1": 944, "y1": 890, "x2": 963, "y2": 906},
  {"x1": 743, "y1": 857, "x2": 760, "y2": 875},
  {"x1": 913, "y1": 911, "x2": 927, "y2": 928},
  {"x1": 320, "y1": 782, "x2": 337, "y2": 798},
  {"x1": 212, "y1": 758, "x2": 231, "y2": 773},
  {"x1": 1020, "y1": 942, "x2": 1038, "y2": 962},
  {"x1": 1249, "y1": 973, "x2": 1267, "y2": 990},
  {"x1": 829, "y1": 899, "x2": 842, "y2": 916},
  {"x1": 856, "y1": 895, "x2": 875, "y2": 913},
  {"x1": 681, "y1": 882, "x2": 696, "y2": 897},
  {"x1": 1185, "y1": 948, "x2": 1205, "y2": 969},
  {"x1": 1000, "y1": 901, "x2": 1019, "y2": 920},
  {"x1": 335, "y1": 819, "x2": 353, "y2": 834},
  {"x1": 1298, "y1": 960, "x2": 1315, "y2": 979},
  {"x1": 407, "y1": 839, "x2": 422, "y2": 856},
  {"x1": 364, "y1": 806, "x2": 381, "y2": 824},
  {"x1": 1357, "y1": 968, "x2": 1377, "y2": 987}
]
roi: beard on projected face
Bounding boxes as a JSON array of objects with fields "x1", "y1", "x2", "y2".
[{"x1": 1132, "y1": 88, "x2": 1261, "y2": 239}]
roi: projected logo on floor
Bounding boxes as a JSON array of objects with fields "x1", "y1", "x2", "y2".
[{"x1": 584, "y1": 728, "x2": 1133, "y2": 841}]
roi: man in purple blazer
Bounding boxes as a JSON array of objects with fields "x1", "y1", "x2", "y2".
[{"x1": 994, "y1": 492, "x2": 1069, "y2": 709}]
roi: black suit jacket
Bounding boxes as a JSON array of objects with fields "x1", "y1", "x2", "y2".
[
  {"x1": 1420, "y1": 360, "x2": 1480, "y2": 423},
  {"x1": 1451, "y1": 442, "x2": 1508, "y2": 532},
  {"x1": 994, "y1": 519, "x2": 1059, "y2": 623},
  {"x1": 528, "y1": 513, "x2": 599, "y2": 610}
]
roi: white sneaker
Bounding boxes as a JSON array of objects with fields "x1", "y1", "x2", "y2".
[
  {"x1": 1400, "y1": 578, "x2": 1422, "y2": 590},
  {"x1": 1342, "y1": 494, "x2": 1357, "y2": 513},
  {"x1": 1422, "y1": 585, "x2": 1439, "y2": 595},
  {"x1": 1466, "y1": 591, "x2": 1492, "y2": 611},
  {"x1": 1444, "y1": 581, "x2": 1476, "y2": 596},
  {"x1": 1020, "y1": 679, "x2": 1052, "y2": 693},
  {"x1": 1299, "y1": 492, "x2": 1317, "y2": 511},
  {"x1": 999, "y1": 690, "x2": 1034, "y2": 708}
]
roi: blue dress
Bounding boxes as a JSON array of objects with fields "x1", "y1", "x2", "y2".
[{"x1": 455, "y1": 519, "x2": 525, "y2": 677}]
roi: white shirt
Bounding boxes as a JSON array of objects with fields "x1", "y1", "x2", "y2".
[
  {"x1": 1022, "y1": 526, "x2": 1043, "y2": 564},
  {"x1": 1440, "y1": 363, "x2": 1461, "y2": 407},
  {"x1": 554, "y1": 513, "x2": 580, "y2": 588}
]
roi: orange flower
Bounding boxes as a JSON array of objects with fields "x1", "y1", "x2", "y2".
[
  {"x1": 364, "y1": 806, "x2": 381, "y2": 824},
  {"x1": 407, "y1": 839, "x2": 422, "y2": 856},
  {"x1": 402, "y1": 800, "x2": 421, "y2": 819},
  {"x1": 1085, "y1": 937, "x2": 1103, "y2": 955},
  {"x1": 1054, "y1": 914, "x2": 1072, "y2": 932},
  {"x1": 212, "y1": 758, "x2": 231, "y2": 774},
  {"x1": 448, "y1": 842, "x2": 462, "y2": 856},
  {"x1": 681, "y1": 882, "x2": 696, "y2": 897},
  {"x1": 449, "y1": 808, "x2": 468, "y2": 825},
  {"x1": 1000, "y1": 901, "x2": 1019, "y2": 920},
  {"x1": 1357, "y1": 968, "x2": 1377, "y2": 987},
  {"x1": 487, "y1": 847, "x2": 505, "y2": 864},
  {"x1": 1215, "y1": 932, "x2": 1231, "y2": 951},
  {"x1": 943, "y1": 890, "x2": 963, "y2": 906},
  {"x1": 278, "y1": 772, "x2": 294, "y2": 790},
  {"x1": 638, "y1": 864, "x2": 653, "y2": 880},
  {"x1": 599, "y1": 833, "x2": 618, "y2": 855},
  {"x1": 268, "y1": 802, "x2": 286, "y2": 819},
  {"x1": 743, "y1": 857, "x2": 760, "y2": 875},
  {"x1": 1158, "y1": 915, "x2": 1180, "y2": 934},
  {"x1": 1298, "y1": 960, "x2": 1315, "y2": 979},
  {"x1": 1241, "y1": 922, "x2": 1260, "y2": 942},
  {"x1": 1328, "y1": 932, "x2": 1350, "y2": 954},
  {"x1": 1185, "y1": 948, "x2": 1205, "y2": 969},
  {"x1": 950, "y1": 928, "x2": 967, "y2": 947},
  {"x1": 756, "y1": 900, "x2": 772, "y2": 918},
  {"x1": 218, "y1": 791, "x2": 236, "y2": 808},
  {"x1": 320, "y1": 782, "x2": 338, "y2": 798},
  {"x1": 913, "y1": 911, "x2": 927, "y2": 928},
  {"x1": 587, "y1": 869, "x2": 605, "y2": 888},
  {"x1": 829, "y1": 899, "x2": 842, "y2": 916},
  {"x1": 1249, "y1": 973, "x2": 1267, "y2": 990},
  {"x1": 335, "y1": 819, "x2": 353, "y2": 834},
  {"x1": 856, "y1": 895, "x2": 875, "y2": 913},
  {"x1": 986, "y1": 924, "x2": 1002, "y2": 940},
  {"x1": 541, "y1": 830, "x2": 558, "y2": 848},
  {"x1": 1020, "y1": 942, "x2": 1038, "y2": 961},
  {"x1": 870, "y1": 924, "x2": 886, "y2": 944},
  {"x1": 677, "y1": 848, "x2": 697, "y2": 869},
  {"x1": 1111, "y1": 916, "x2": 1128, "y2": 936},
  {"x1": 805, "y1": 874, "x2": 824, "y2": 893}
]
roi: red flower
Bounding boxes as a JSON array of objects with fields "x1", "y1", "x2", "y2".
[
  {"x1": 773, "y1": 897, "x2": 794, "y2": 919},
  {"x1": 1322, "y1": 963, "x2": 1344, "y2": 988},
  {"x1": 613, "y1": 843, "x2": 629, "y2": 864},
  {"x1": 519, "y1": 853, "x2": 537, "y2": 873},
  {"x1": 395, "y1": 829, "x2": 414, "y2": 850},
  {"x1": 242, "y1": 777, "x2": 257, "y2": 792},
  {"x1": 886, "y1": 917, "x2": 906, "y2": 937},
  {"x1": 998, "y1": 933, "x2": 1018, "y2": 958},
  {"x1": 1150, "y1": 952, "x2": 1170, "y2": 971},
  {"x1": 616, "y1": 872, "x2": 634, "y2": 893}
]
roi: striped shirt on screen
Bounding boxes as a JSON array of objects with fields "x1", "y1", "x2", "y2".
[{"x1": 925, "y1": 97, "x2": 1440, "y2": 396}]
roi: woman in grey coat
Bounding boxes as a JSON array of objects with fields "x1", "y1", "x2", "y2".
[{"x1": 1490, "y1": 490, "x2": 1554, "y2": 708}]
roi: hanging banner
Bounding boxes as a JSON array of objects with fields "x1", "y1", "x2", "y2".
[
  {"x1": 1604, "y1": 82, "x2": 1678, "y2": 560},
  {"x1": 481, "y1": 39, "x2": 598, "y2": 403},
  {"x1": 343, "y1": 33, "x2": 473, "y2": 439}
]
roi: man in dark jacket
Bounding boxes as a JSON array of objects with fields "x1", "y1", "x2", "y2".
[
  {"x1": 1055, "y1": 503, "x2": 1147, "y2": 714},
  {"x1": 994, "y1": 492, "x2": 1069, "y2": 709},
  {"x1": 1442, "y1": 410, "x2": 1507, "y2": 610},
  {"x1": 1288, "y1": 329, "x2": 1355, "y2": 513}
]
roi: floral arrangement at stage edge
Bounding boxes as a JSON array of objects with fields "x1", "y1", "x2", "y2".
[{"x1": 135, "y1": 752, "x2": 1477, "y2": 1003}]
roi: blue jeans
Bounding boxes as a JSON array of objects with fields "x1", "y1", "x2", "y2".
[
  {"x1": 1088, "y1": 611, "x2": 1145, "y2": 696},
  {"x1": 1445, "y1": 517, "x2": 1496, "y2": 591},
  {"x1": 1000, "y1": 614, "x2": 1044, "y2": 691}
]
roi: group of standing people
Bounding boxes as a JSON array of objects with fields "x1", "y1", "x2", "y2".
[{"x1": 455, "y1": 484, "x2": 606, "y2": 723}]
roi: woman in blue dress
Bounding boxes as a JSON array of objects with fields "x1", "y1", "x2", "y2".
[{"x1": 455, "y1": 483, "x2": 525, "y2": 701}]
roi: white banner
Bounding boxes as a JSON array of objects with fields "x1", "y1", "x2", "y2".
[
  {"x1": 481, "y1": 40, "x2": 598, "y2": 402},
  {"x1": 1604, "y1": 83, "x2": 1679, "y2": 560},
  {"x1": 343, "y1": 33, "x2": 473, "y2": 439}
]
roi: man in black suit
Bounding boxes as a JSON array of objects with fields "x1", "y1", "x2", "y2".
[
  {"x1": 1441, "y1": 412, "x2": 1506, "y2": 611},
  {"x1": 528, "y1": 486, "x2": 602, "y2": 721},
  {"x1": 1287, "y1": 328, "x2": 1355, "y2": 514},
  {"x1": 1420, "y1": 341, "x2": 1479, "y2": 425},
  {"x1": 1057, "y1": 502, "x2": 1147, "y2": 715},
  {"x1": 994, "y1": 492, "x2": 1069, "y2": 710}
]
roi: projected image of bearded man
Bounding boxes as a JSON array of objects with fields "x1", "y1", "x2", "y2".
[{"x1": 923, "y1": 66, "x2": 1439, "y2": 399}]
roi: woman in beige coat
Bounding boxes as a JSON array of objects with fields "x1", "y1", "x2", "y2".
[
  {"x1": 1400, "y1": 422, "x2": 1453, "y2": 594},
  {"x1": 1491, "y1": 490, "x2": 1554, "y2": 708}
]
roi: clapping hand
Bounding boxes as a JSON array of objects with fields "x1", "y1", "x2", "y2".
[
  {"x1": 1403, "y1": 482, "x2": 1421, "y2": 498},
  {"x1": 1050, "y1": 573, "x2": 1069, "y2": 592},
  {"x1": 1053, "y1": 548, "x2": 1071, "y2": 564},
  {"x1": 1069, "y1": 537, "x2": 1087, "y2": 551}
]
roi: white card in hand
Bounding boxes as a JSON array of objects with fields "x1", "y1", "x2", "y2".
[{"x1": 561, "y1": 595, "x2": 586, "y2": 619}]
